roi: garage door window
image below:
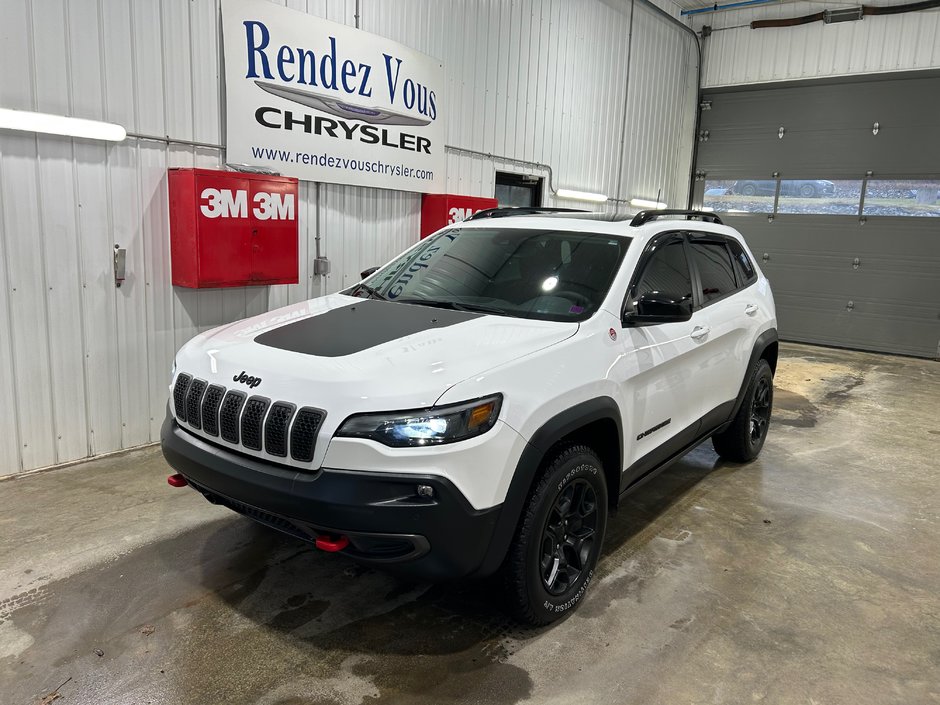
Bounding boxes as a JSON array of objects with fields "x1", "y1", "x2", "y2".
[
  {"x1": 689, "y1": 240, "x2": 737, "y2": 303},
  {"x1": 776, "y1": 180, "x2": 863, "y2": 215},
  {"x1": 703, "y1": 179, "x2": 773, "y2": 214},
  {"x1": 862, "y1": 180, "x2": 940, "y2": 217}
]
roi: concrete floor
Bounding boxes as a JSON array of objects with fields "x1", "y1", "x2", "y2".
[{"x1": 2, "y1": 343, "x2": 938, "y2": 705}]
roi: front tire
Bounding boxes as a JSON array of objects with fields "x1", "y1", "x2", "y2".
[
  {"x1": 712, "y1": 358, "x2": 774, "y2": 462},
  {"x1": 504, "y1": 444, "x2": 608, "y2": 625}
]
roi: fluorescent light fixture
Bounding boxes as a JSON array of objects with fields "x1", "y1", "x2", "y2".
[
  {"x1": 0, "y1": 108, "x2": 126, "y2": 142},
  {"x1": 556, "y1": 188, "x2": 608, "y2": 203},
  {"x1": 727, "y1": 209, "x2": 749, "y2": 213},
  {"x1": 630, "y1": 198, "x2": 668, "y2": 209}
]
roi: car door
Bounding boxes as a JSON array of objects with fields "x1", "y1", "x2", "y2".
[
  {"x1": 611, "y1": 232, "x2": 713, "y2": 486},
  {"x1": 685, "y1": 233, "x2": 752, "y2": 422}
]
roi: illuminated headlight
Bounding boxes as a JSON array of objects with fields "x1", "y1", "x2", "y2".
[{"x1": 336, "y1": 394, "x2": 503, "y2": 447}]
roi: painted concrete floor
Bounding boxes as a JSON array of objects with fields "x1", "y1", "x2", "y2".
[{"x1": 2, "y1": 343, "x2": 938, "y2": 705}]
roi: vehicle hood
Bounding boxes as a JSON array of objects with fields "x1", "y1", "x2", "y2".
[{"x1": 175, "y1": 294, "x2": 579, "y2": 411}]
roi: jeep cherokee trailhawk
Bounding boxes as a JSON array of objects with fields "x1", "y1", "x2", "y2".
[{"x1": 161, "y1": 208, "x2": 777, "y2": 625}]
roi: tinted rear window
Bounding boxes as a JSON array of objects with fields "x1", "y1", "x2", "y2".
[{"x1": 689, "y1": 241, "x2": 736, "y2": 303}]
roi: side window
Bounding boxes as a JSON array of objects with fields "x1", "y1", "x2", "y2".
[
  {"x1": 689, "y1": 240, "x2": 737, "y2": 303},
  {"x1": 634, "y1": 238, "x2": 693, "y2": 303},
  {"x1": 727, "y1": 239, "x2": 756, "y2": 283}
]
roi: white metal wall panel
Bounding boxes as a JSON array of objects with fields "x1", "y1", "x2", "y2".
[
  {"x1": 0, "y1": 0, "x2": 696, "y2": 475},
  {"x1": 694, "y1": 3, "x2": 940, "y2": 87}
]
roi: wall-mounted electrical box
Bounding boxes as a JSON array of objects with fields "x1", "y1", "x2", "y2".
[
  {"x1": 420, "y1": 194, "x2": 499, "y2": 239},
  {"x1": 168, "y1": 168, "x2": 299, "y2": 288}
]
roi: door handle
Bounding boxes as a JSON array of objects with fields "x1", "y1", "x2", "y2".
[
  {"x1": 745, "y1": 304, "x2": 758, "y2": 316},
  {"x1": 690, "y1": 325, "x2": 710, "y2": 340}
]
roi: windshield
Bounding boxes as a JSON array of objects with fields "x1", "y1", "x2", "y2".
[{"x1": 345, "y1": 227, "x2": 632, "y2": 322}]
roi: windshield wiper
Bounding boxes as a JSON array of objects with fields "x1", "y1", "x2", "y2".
[
  {"x1": 396, "y1": 298, "x2": 506, "y2": 315},
  {"x1": 352, "y1": 283, "x2": 386, "y2": 301}
]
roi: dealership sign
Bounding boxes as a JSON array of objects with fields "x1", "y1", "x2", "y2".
[{"x1": 221, "y1": 0, "x2": 445, "y2": 193}]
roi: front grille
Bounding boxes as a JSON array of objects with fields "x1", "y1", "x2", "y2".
[
  {"x1": 174, "y1": 373, "x2": 325, "y2": 464},
  {"x1": 201, "y1": 385, "x2": 225, "y2": 437},
  {"x1": 241, "y1": 397, "x2": 270, "y2": 451},
  {"x1": 220, "y1": 391, "x2": 246, "y2": 443},
  {"x1": 291, "y1": 407, "x2": 325, "y2": 462},
  {"x1": 264, "y1": 402, "x2": 295, "y2": 457},
  {"x1": 173, "y1": 374, "x2": 192, "y2": 422},
  {"x1": 185, "y1": 379, "x2": 208, "y2": 430}
]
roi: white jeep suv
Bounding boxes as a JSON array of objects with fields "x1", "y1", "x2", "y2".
[{"x1": 161, "y1": 208, "x2": 777, "y2": 625}]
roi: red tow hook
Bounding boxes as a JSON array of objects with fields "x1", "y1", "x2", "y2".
[
  {"x1": 167, "y1": 473, "x2": 188, "y2": 488},
  {"x1": 315, "y1": 534, "x2": 350, "y2": 552}
]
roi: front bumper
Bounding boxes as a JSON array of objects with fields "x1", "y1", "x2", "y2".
[{"x1": 160, "y1": 414, "x2": 503, "y2": 581}]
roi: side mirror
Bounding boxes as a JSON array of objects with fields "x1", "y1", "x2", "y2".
[
  {"x1": 623, "y1": 291, "x2": 693, "y2": 326},
  {"x1": 360, "y1": 266, "x2": 379, "y2": 279}
]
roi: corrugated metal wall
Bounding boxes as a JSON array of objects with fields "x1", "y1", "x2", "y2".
[
  {"x1": 692, "y1": 1, "x2": 940, "y2": 87},
  {"x1": 0, "y1": 0, "x2": 697, "y2": 476}
]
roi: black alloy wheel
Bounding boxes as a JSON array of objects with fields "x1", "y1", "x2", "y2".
[
  {"x1": 539, "y1": 479, "x2": 598, "y2": 596},
  {"x1": 504, "y1": 444, "x2": 608, "y2": 625},
  {"x1": 750, "y1": 374, "x2": 772, "y2": 444},
  {"x1": 712, "y1": 358, "x2": 774, "y2": 462}
]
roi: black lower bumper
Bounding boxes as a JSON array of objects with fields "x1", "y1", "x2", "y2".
[{"x1": 160, "y1": 414, "x2": 503, "y2": 581}]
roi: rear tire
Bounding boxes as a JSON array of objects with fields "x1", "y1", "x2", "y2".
[
  {"x1": 740, "y1": 183, "x2": 757, "y2": 196},
  {"x1": 712, "y1": 359, "x2": 774, "y2": 462},
  {"x1": 503, "y1": 444, "x2": 608, "y2": 626}
]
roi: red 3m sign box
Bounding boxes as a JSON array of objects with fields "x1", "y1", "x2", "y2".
[
  {"x1": 168, "y1": 168, "x2": 299, "y2": 288},
  {"x1": 420, "y1": 194, "x2": 498, "y2": 239}
]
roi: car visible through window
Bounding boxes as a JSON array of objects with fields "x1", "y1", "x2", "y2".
[{"x1": 347, "y1": 227, "x2": 632, "y2": 322}]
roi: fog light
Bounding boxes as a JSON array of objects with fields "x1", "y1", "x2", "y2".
[{"x1": 417, "y1": 484, "x2": 434, "y2": 498}]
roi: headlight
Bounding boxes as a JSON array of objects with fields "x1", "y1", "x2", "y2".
[{"x1": 336, "y1": 394, "x2": 503, "y2": 447}]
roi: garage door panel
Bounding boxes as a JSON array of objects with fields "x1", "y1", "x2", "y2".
[
  {"x1": 700, "y1": 76, "x2": 940, "y2": 179},
  {"x1": 700, "y1": 129, "x2": 940, "y2": 178},
  {"x1": 702, "y1": 77, "x2": 940, "y2": 133}
]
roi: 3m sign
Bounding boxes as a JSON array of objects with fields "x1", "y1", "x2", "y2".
[
  {"x1": 169, "y1": 168, "x2": 299, "y2": 288},
  {"x1": 199, "y1": 188, "x2": 296, "y2": 221},
  {"x1": 420, "y1": 194, "x2": 498, "y2": 238}
]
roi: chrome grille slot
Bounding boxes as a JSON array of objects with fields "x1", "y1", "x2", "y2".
[
  {"x1": 241, "y1": 397, "x2": 270, "y2": 451},
  {"x1": 219, "y1": 390, "x2": 246, "y2": 444},
  {"x1": 291, "y1": 407, "x2": 325, "y2": 462},
  {"x1": 264, "y1": 402, "x2": 295, "y2": 457},
  {"x1": 185, "y1": 379, "x2": 208, "y2": 430},
  {"x1": 173, "y1": 374, "x2": 192, "y2": 422},
  {"x1": 201, "y1": 385, "x2": 225, "y2": 437}
]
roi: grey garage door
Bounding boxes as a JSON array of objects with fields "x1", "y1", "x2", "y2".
[{"x1": 692, "y1": 73, "x2": 940, "y2": 358}]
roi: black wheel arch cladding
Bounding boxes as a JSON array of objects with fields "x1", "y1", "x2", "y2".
[{"x1": 475, "y1": 396, "x2": 622, "y2": 577}]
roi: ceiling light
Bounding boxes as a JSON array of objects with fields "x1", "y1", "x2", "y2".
[
  {"x1": 824, "y1": 7, "x2": 863, "y2": 23},
  {"x1": 630, "y1": 198, "x2": 667, "y2": 209},
  {"x1": 556, "y1": 188, "x2": 608, "y2": 203},
  {"x1": 542, "y1": 276, "x2": 558, "y2": 292},
  {"x1": 0, "y1": 108, "x2": 126, "y2": 142}
]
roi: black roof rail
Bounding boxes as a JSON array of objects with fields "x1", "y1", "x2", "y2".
[
  {"x1": 629, "y1": 209, "x2": 724, "y2": 227},
  {"x1": 465, "y1": 207, "x2": 589, "y2": 221}
]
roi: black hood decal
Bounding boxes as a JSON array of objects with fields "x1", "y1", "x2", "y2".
[{"x1": 254, "y1": 299, "x2": 481, "y2": 357}]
